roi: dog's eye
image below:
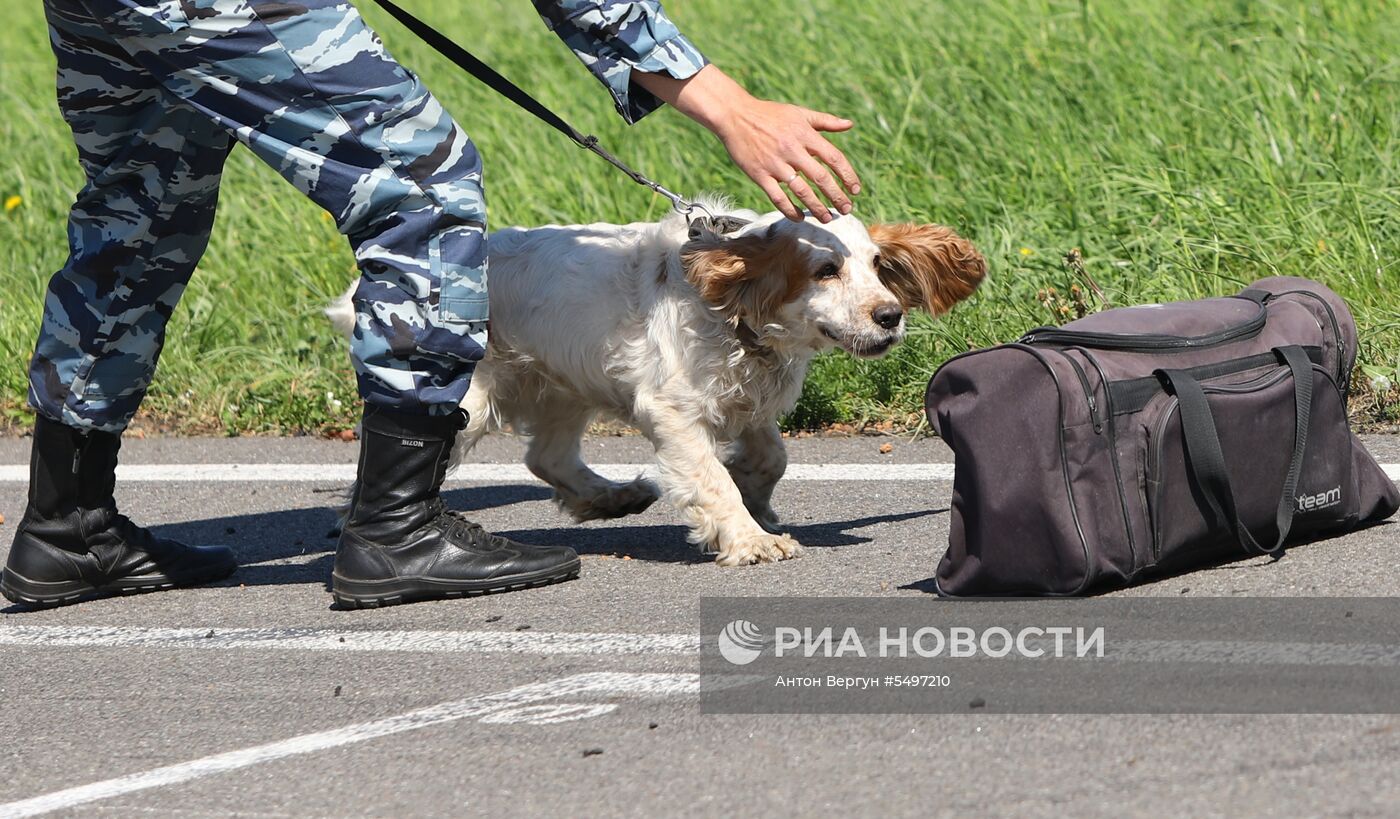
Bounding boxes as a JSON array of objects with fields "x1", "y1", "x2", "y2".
[{"x1": 815, "y1": 262, "x2": 841, "y2": 280}]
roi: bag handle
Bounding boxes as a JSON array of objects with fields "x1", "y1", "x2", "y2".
[{"x1": 1155, "y1": 345, "x2": 1313, "y2": 558}]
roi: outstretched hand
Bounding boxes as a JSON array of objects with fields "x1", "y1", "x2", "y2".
[{"x1": 635, "y1": 65, "x2": 861, "y2": 222}]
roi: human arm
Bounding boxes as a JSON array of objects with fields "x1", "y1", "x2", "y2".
[{"x1": 536, "y1": 0, "x2": 859, "y2": 221}]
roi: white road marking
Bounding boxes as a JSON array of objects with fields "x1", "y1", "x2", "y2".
[
  {"x1": 0, "y1": 672, "x2": 698, "y2": 819},
  {"x1": 0, "y1": 625, "x2": 700, "y2": 656},
  {"x1": 478, "y1": 703, "x2": 619, "y2": 725},
  {"x1": 241, "y1": 553, "x2": 325, "y2": 568},
  {"x1": 0, "y1": 462, "x2": 1395, "y2": 483},
  {"x1": 0, "y1": 463, "x2": 957, "y2": 482},
  {"x1": 1105, "y1": 639, "x2": 1400, "y2": 667},
  {"x1": 4, "y1": 625, "x2": 1399, "y2": 668}
]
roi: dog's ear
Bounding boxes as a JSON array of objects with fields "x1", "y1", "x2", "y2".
[
  {"x1": 681, "y1": 228, "x2": 803, "y2": 328},
  {"x1": 869, "y1": 223, "x2": 986, "y2": 315}
]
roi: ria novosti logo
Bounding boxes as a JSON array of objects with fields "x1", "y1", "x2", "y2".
[
  {"x1": 717, "y1": 620, "x2": 1107, "y2": 664},
  {"x1": 717, "y1": 620, "x2": 765, "y2": 665}
]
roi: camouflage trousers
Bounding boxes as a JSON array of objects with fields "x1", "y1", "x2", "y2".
[{"x1": 33, "y1": 0, "x2": 491, "y2": 431}]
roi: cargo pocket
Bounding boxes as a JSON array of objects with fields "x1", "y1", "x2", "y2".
[
  {"x1": 1145, "y1": 361, "x2": 1353, "y2": 570},
  {"x1": 432, "y1": 229, "x2": 489, "y2": 325},
  {"x1": 78, "y1": 355, "x2": 155, "y2": 401}
]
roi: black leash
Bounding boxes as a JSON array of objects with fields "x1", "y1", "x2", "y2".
[{"x1": 373, "y1": 0, "x2": 735, "y2": 227}]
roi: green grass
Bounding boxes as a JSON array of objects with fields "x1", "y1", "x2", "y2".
[{"x1": 1, "y1": 0, "x2": 1397, "y2": 434}]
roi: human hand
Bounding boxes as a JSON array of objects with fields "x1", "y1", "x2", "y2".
[
  {"x1": 712, "y1": 94, "x2": 860, "y2": 222},
  {"x1": 635, "y1": 65, "x2": 861, "y2": 222}
]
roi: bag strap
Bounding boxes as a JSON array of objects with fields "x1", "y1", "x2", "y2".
[{"x1": 1156, "y1": 345, "x2": 1314, "y2": 558}]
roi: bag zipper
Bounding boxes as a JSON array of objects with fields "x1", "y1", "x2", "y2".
[
  {"x1": 1019, "y1": 298, "x2": 1267, "y2": 351},
  {"x1": 1107, "y1": 346, "x2": 1323, "y2": 417},
  {"x1": 1075, "y1": 348, "x2": 1139, "y2": 571},
  {"x1": 1202, "y1": 367, "x2": 1293, "y2": 394},
  {"x1": 1147, "y1": 393, "x2": 1173, "y2": 561},
  {"x1": 1272, "y1": 289, "x2": 1347, "y2": 394},
  {"x1": 1059, "y1": 352, "x2": 1103, "y2": 434}
]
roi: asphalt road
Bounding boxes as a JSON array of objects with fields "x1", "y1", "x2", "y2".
[{"x1": 0, "y1": 434, "x2": 1397, "y2": 817}]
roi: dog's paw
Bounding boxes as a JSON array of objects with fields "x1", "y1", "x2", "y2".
[
  {"x1": 714, "y1": 532, "x2": 803, "y2": 566},
  {"x1": 557, "y1": 478, "x2": 661, "y2": 522}
]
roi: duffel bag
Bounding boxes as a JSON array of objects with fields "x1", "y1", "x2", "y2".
[{"x1": 925, "y1": 276, "x2": 1398, "y2": 596}]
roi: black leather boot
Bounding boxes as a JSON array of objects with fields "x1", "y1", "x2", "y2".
[
  {"x1": 1, "y1": 416, "x2": 237, "y2": 607},
  {"x1": 332, "y1": 406, "x2": 580, "y2": 608}
]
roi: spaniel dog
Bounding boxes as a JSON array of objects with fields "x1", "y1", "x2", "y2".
[{"x1": 330, "y1": 200, "x2": 985, "y2": 565}]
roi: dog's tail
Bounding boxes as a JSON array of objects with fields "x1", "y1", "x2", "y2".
[
  {"x1": 456, "y1": 373, "x2": 498, "y2": 455},
  {"x1": 324, "y1": 278, "x2": 497, "y2": 451},
  {"x1": 325, "y1": 282, "x2": 357, "y2": 336}
]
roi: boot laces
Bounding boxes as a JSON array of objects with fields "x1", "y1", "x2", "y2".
[
  {"x1": 429, "y1": 502, "x2": 510, "y2": 552},
  {"x1": 108, "y1": 512, "x2": 161, "y2": 552}
]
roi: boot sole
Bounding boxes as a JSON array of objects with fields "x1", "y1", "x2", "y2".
[
  {"x1": 331, "y1": 559, "x2": 582, "y2": 609},
  {"x1": 1, "y1": 561, "x2": 238, "y2": 609}
]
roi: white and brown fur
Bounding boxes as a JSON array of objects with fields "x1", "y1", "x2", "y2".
[{"x1": 329, "y1": 199, "x2": 985, "y2": 565}]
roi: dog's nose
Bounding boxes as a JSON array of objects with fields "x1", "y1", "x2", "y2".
[{"x1": 872, "y1": 304, "x2": 903, "y2": 329}]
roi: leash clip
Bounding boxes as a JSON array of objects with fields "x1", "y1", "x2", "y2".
[
  {"x1": 674, "y1": 196, "x2": 752, "y2": 240},
  {"x1": 626, "y1": 177, "x2": 735, "y2": 237},
  {"x1": 569, "y1": 121, "x2": 750, "y2": 238}
]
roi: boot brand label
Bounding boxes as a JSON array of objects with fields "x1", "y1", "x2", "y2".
[{"x1": 400, "y1": 438, "x2": 426, "y2": 448}]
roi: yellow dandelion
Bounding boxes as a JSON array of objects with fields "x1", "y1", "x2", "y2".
[
  {"x1": 321, "y1": 211, "x2": 333, "y2": 223},
  {"x1": 1316, "y1": 238, "x2": 1327, "y2": 253},
  {"x1": 4, "y1": 195, "x2": 21, "y2": 212},
  {"x1": 1019, "y1": 247, "x2": 1033, "y2": 256}
]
